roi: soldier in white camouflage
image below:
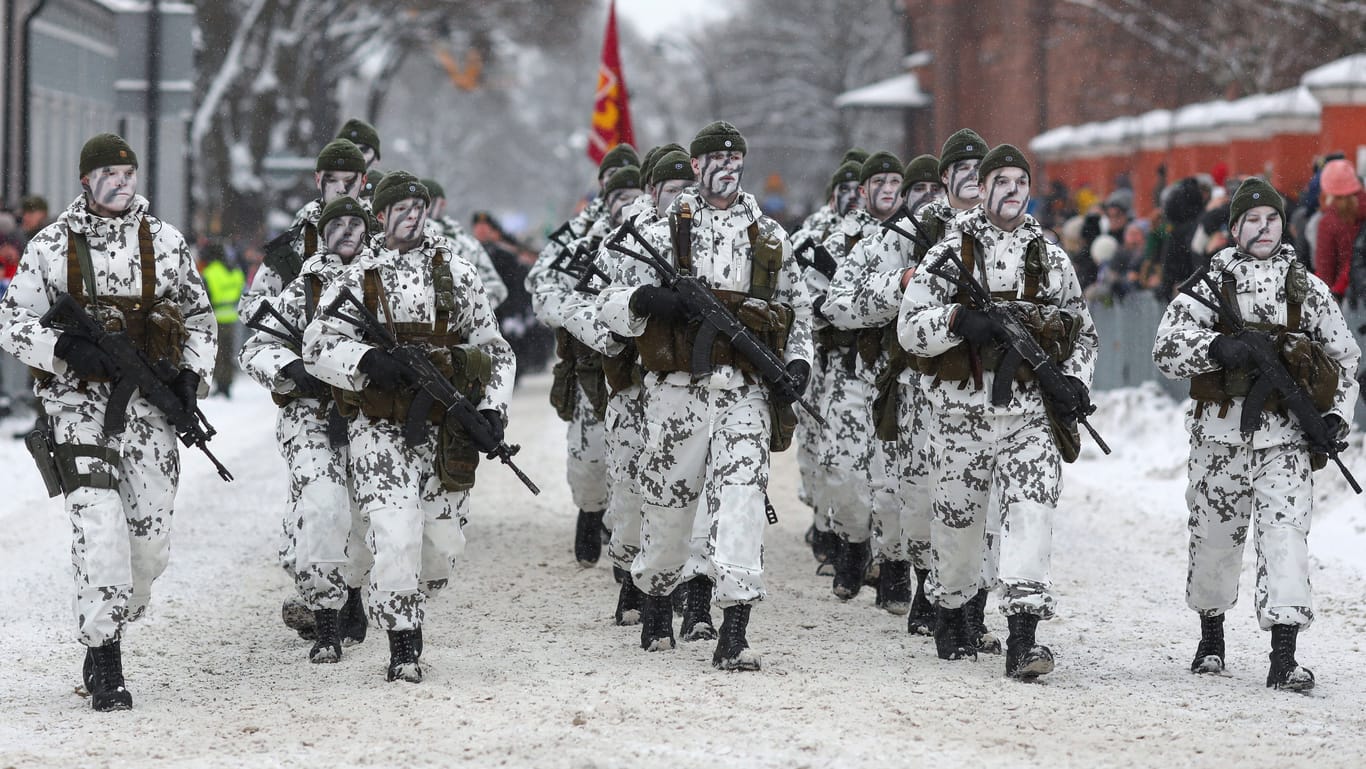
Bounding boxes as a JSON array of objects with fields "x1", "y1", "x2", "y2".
[
  {"x1": 812, "y1": 151, "x2": 909, "y2": 607},
  {"x1": 237, "y1": 138, "x2": 374, "y2": 647},
  {"x1": 598, "y1": 121, "x2": 814, "y2": 670},
  {"x1": 526, "y1": 144, "x2": 639, "y2": 567},
  {"x1": 899, "y1": 145, "x2": 1097, "y2": 679},
  {"x1": 421, "y1": 177, "x2": 509, "y2": 310},
  {"x1": 304, "y1": 172, "x2": 514, "y2": 683},
  {"x1": 1152, "y1": 177, "x2": 1360, "y2": 692},
  {"x1": 0, "y1": 133, "x2": 217, "y2": 710},
  {"x1": 792, "y1": 149, "x2": 867, "y2": 572},
  {"x1": 239, "y1": 196, "x2": 372, "y2": 665}
]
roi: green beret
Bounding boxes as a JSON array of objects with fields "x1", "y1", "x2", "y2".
[
  {"x1": 20, "y1": 195, "x2": 48, "y2": 213},
  {"x1": 690, "y1": 121, "x2": 746, "y2": 157},
  {"x1": 360, "y1": 170, "x2": 384, "y2": 199},
  {"x1": 603, "y1": 165, "x2": 642, "y2": 196},
  {"x1": 841, "y1": 148, "x2": 870, "y2": 166},
  {"x1": 860, "y1": 151, "x2": 903, "y2": 184},
  {"x1": 902, "y1": 154, "x2": 941, "y2": 188},
  {"x1": 599, "y1": 144, "x2": 640, "y2": 179},
  {"x1": 938, "y1": 128, "x2": 987, "y2": 176},
  {"x1": 1229, "y1": 177, "x2": 1285, "y2": 228},
  {"x1": 977, "y1": 144, "x2": 1031, "y2": 182},
  {"x1": 652, "y1": 150, "x2": 695, "y2": 184},
  {"x1": 371, "y1": 170, "x2": 429, "y2": 214},
  {"x1": 315, "y1": 139, "x2": 366, "y2": 174},
  {"x1": 420, "y1": 178, "x2": 446, "y2": 200},
  {"x1": 829, "y1": 161, "x2": 861, "y2": 190},
  {"x1": 80, "y1": 133, "x2": 138, "y2": 177},
  {"x1": 317, "y1": 196, "x2": 369, "y2": 236},
  {"x1": 337, "y1": 118, "x2": 381, "y2": 160}
]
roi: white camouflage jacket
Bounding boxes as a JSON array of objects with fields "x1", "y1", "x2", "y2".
[
  {"x1": 0, "y1": 195, "x2": 216, "y2": 405},
  {"x1": 302, "y1": 235, "x2": 515, "y2": 419},
  {"x1": 898, "y1": 208, "x2": 1097, "y2": 416},
  {"x1": 1153, "y1": 245, "x2": 1360, "y2": 448},
  {"x1": 239, "y1": 249, "x2": 357, "y2": 394},
  {"x1": 812, "y1": 208, "x2": 879, "y2": 331},
  {"x1": 434, "y1": 216, "x2": 509, "y2": 309}
]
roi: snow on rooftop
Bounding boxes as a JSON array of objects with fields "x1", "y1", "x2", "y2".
[
  {"x1": 833, "y1": 73, "x2": 931, "y2": 109},
  {"x1": 1138, "y1": 109, "x2": 1173, "y2": 137},
  {"x1": 1302, "y1": 54, "x2": 1366, "y2": 89}
]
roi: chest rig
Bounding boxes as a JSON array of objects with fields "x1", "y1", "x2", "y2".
[
  {"x1": 814, "y1": 230, "x2": 884, "y2": 373},
  {"x1": 263, "y1": 220, "x2": 319, "y2": 287}
]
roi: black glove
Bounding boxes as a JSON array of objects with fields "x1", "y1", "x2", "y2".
[
  {"x1": 282, "y1": 360, "x2": 331, "y2": 399},
  {"x1": 630, "y1": 285, "x2": 687, "y2": 322},
  {"x1": 1043, "y1": 375, "x2": 1091, "y2": 416},
  {"x1": 473, "y1": 408, "x2": 505, "y2": 453},
  {"x1": 811, "y1": 295, "x2": 828, "y2": 321},
  {"x1": 774, "y1": 360, "x2": 811, "y2": 408},
  {"x1": 1304, "y1": 413, "x2": 1347, "y2": 454},
  {"x1": 54, "y1": 332, "x2": 116, "y2": 380},
  {"x1": 949, "y1": 307, "x2": 1004, "y2": 346},
  {"x1": 171, "y1": 369, "x2": 200, "y2": 410},
  {"x1": 1209, "y1": 335, "x2": 1252, "y2": 369},
  {"x1": 358, "y1": 349, "x2": 416, "y2": 392}
]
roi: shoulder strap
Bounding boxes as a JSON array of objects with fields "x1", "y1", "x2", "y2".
[
  {"x1": 137, "y1": 217, "x2": 156, "y2": 306},
  {"x1": 304, "y1": 275, "x2": 322, "y2": 324},
  {"x1": 671, "y1": 201, "x2": 694, "y2": 273},
  {"x1": 432, "y1": 248, "x2": 452, "y2": 335},
  {"x1": 302, "y1": 222, "x2": 318, "y2": 260},
  {"x1": 67, "y1": 227, "x2": 98, "y2": 302},
  {"x1": 1022, "y1": 236, "x2": 1046, "y2": 300}
]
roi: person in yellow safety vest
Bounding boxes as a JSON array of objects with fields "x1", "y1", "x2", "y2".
[{"x1": 200, "y1": 242, "x2": 246, "y2": 397}]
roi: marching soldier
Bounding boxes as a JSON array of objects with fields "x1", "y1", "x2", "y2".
[
  {"x1": 598, "y1": 121, "x2": 813, "y2": 670},
  {"x1": 239, "y1": 196, "x2": 371, "y2": 664},
  {"x1": 422, "y1": 177, "x2": 509, "y2": 310},
  {"x1": 1152, "y1": 178, "x2": 1360, "y2": 692},
  {"x1": 0, "y1": 133, "x2": 217, "y2": 710},
  {"x1": 898, "y1": 145, "x2": 1097, "y2": 679},
  {"x1": 304, "y1": 172, "x2": 514, "y2": 683}
]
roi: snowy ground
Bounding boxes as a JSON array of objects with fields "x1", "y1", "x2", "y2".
[{"x1": 2, "y1": 377, "x2": 1366, "y2": 768}]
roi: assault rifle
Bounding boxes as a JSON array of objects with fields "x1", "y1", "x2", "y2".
[
  {"x1": 924, "y1": 244, "x2": 1111, "y2": 455},
  {"x1": 243, "y1": 302, "x2": 349, "y2": 447},
  {"x1": 604, "y1": 216, "x2": 826, "y2": 426},
  {"x1": 321, "y1": 287, "x2": 540, "y2": 495},
  {"x1": 792, "y1": 236, "x2": 837, "y2": 280},
  {"x1": 1177, "y1": 270, "x2": 1361, "y2": 493},
  {"x1": 40, "y1": 294, "x2": 234, "y2": 481}
]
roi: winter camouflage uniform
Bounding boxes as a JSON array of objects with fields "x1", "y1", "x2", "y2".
[
  {"x1": 898, "y1": 207, "x2": 1097, "y2": 618},
  {"x1": 431, "y1": 216, "x2": 509, "y2": 309},
  {"x1": 598, "y1": 188, "x2": 814, "y2": 604},
  {"x1": 304, "y1": 235, "x2": 513, "y2": 631},
  {"x1": 789, "y1": 205, "x2": 841, "y2": 526},
  {"x1": 239, "y1": 250, "x2": 362, "y2": 612},
  {"x1": 1153, "y1": 245, "x2": 1359, "y2": 629},
  {"x1": 0, "y1": 194, "x2": 216, "y2": 646}
]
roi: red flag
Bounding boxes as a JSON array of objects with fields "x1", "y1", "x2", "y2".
[{"x1": 587, "y1": 0, "x2": 635, "y2": 165}]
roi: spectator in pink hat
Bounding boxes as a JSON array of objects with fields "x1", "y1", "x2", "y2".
[{"x1": 1314, "y1": 158, "x2": 1364, "y2": 301}]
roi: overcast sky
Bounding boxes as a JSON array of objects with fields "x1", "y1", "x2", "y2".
[{"x1": 613, "y1": 0, "x2": 738, "y2": 40}]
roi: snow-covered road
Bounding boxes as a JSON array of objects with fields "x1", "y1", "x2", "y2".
[{"x1": 2, "y1": 378, "x2": 1365, "y2": 768}]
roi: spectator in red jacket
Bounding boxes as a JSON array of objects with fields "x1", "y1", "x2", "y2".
[{"x1": 1314, "y1": 159, "x2": 1364, "y2": 300}]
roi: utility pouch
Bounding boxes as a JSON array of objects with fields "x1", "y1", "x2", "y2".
[
  {"x1": 25, "y1": 426, "x2": 65, "y2": 498},
  {"x1": 769, "y1": 399, "x2": 797, "y2": 453},
  {"x1": 1042, "y1": 399, "x2": 1082, "y2": 463},
  {"x1": 871, "y1": 363, "x2": 902, "y2": 442},
  {"x1": 549, "y1": 329, "x2": 579, "y2": 421},
  {"x1": 436, "y1": 417, "x2": 480, "y2": 492}
]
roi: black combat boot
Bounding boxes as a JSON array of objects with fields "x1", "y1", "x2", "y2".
[
  {"x1": 339, "y1": 586, "x2": 367, "y2": 646},
  {"x1": 1267, "y1": 624, "x2": 1314, "y2": 692},
  {"x1": 906, "y1": 568, "x2": 935, "y2": 636},
  {"x1": 966, "y1": 589, "x2": 1002, "y2": 654},
  {"x1": 613, "y1": 568, "x2": 644, "y2": 626},
  {"x1": 574, "y1": 509, "x2": 605, "y2": 566},
  {"x1": 83, "y1": 641, "x2": 133, "y2": 711},
  {"x1": 876, "y1": 560, "x2": 912, "y2": 615},
  {"x1": 309, "y1": 609, "x2": 342, "y2": 664},
  {"x1": 933, "y1": 605, "x2": 975, "y2": 661},
  {"x1": 281, "y1": 596, "x2": 317, "y2": 641},
  {"x1": 712, "y1": 604, "x2": 761, "y2": 671},
  {"x1": 386, "y1": 629, "x2": 422, "y2": 683},
  {"x1": 639, "y1": 594, "x2": 676, "y2": 652},
  {"x1": 810, "y1": 526, "x2": 839, "y2": 574},
  {"x1": 832, "y1": 537, "x2": 871, "y2": 600},
  {"x1": 679, "y1": 577, "x2": 718, "y2": 641},
  {"x1": 671, "y1": 583, "x2": 687, "y2": 616},
  {"x1": 1190, "y1": 613, "x2": 1225, "y2": 674},
  {"x1": 1005, "y1": 613, "x2": 1055, "y2": 680}
]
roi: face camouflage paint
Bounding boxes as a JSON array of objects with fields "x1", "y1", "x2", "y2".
[
  {"x1": 317, "y1": 171, "x2": 363, "y2": 205},
  {"x1": 864, "y1": 173, "x2": 903, "y2": 220},
  {"x1": 654, "y1": 179, "x2": 692, "y2": 217},
  {"x1": 84, "y1": 165, "x2": 138, "y2": 215},
  {"x1": 692, "y1": 151, "x2": 744, "y2": 205},
  {"x1": 607, "y1": 188, "x2": 645, "y2": 226},
  {"x1": 983, "y1": 167, "x2": 1030, "y2": 231},
  {"x1": 905, "y1": 181, "x2": 944, "y2": 217},
  {"x1": 834, "y1": 181, "x2": 863, "y2": 217},
  {"x1": 944, "y1": 159, "x2": 981, "y2": 207},
  {"x1": 323, "y1": 215, "x2": 367, "y2": 260},
  {"x1": 382, "y1": 197, "x2": 428, "y2": 250},
  {"x1": 1235, "y1": 206, "x2": 1283, "y2": 259}
]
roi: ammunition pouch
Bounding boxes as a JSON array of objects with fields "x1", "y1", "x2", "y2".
[
  {"x1": 871, "y1": 321, "x2": 909, "y2": 442},
  {"x1": 911, "y1": 300, "x2": 1080, "y2": 389},
  {"x1": 602, "y1": 340, "x2": 642, "y2": 395},
  {"x1": 35, "y1": 297, "x2": 187, "y2": 385},
  {"x1": 1043, "y1": 399, "x2": 1083, "y2": 464},
  {"x1": 1189, "y1": 327, "x2": 1338, "y2": 419},
  {"x1": 549, "y1": 328, "x2": 607, "y2": 421},
  {"x1": 770, "y1": 400, "x2": 797, "y2": 453},
  {"x1": 637, "y1": 290, "x2": 795, "y2": 379}
]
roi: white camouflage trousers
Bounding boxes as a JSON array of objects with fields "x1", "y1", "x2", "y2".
[
  {"x1": 817, "y1": 359, "x2": 878, "y2": 543},
  {"x1": 634, "y1": 376, "x2": 771, "y2": 605},
  {"x1": 349, "y1": 415, "x2": 467, "y2": 632},
  {"x1": 567, "y1": 384, "x2": 609, "y2": 513},
  {"x1": 926, "y1": 410, "x2": 1059, "y2": 618},
  {"x1": 1185, "y1": 439, "x2": 1314, "y2": 630},
  {"x1": 794, "y1": 354, "x2": 826, "y2": 516},
  {"x1": 888, "y1": 376, "x2": 932, "y2": 568},
  {"x1": 274, "y1": 399, "x2": 359, "y2": 611},
  {"x1": 50, "y1": 398, "x2": 178, "y2": 647}
]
